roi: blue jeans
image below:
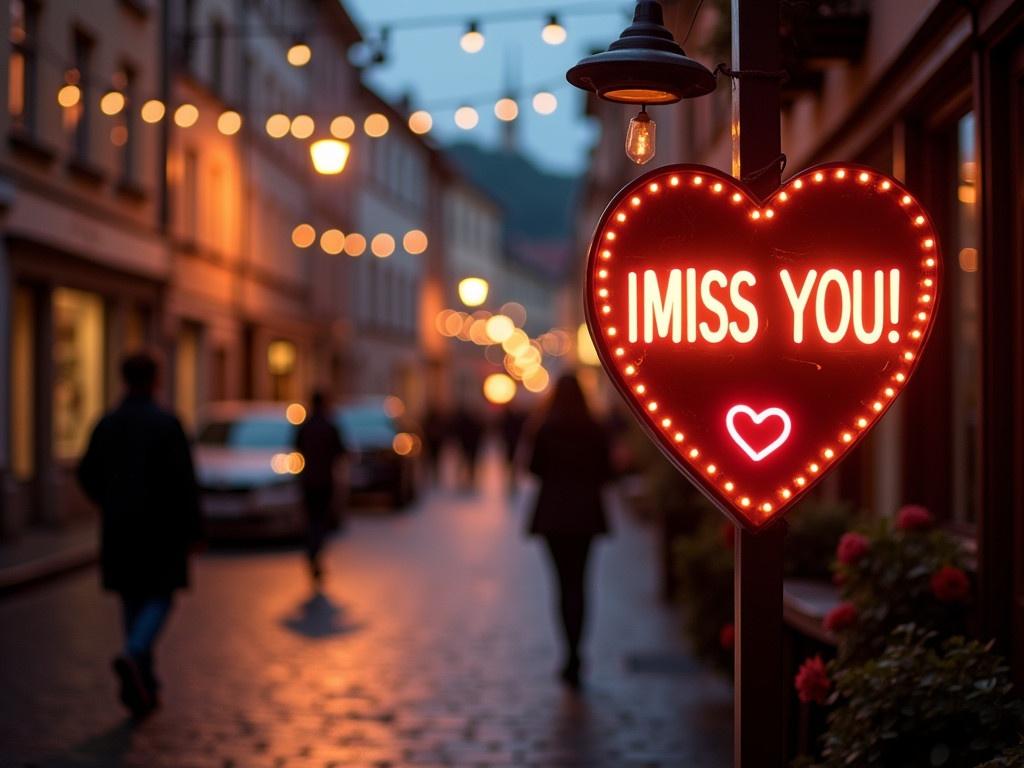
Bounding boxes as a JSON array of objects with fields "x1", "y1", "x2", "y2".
[{"x1": 120, "y1": 595, "x2": 173, "y2": 689}]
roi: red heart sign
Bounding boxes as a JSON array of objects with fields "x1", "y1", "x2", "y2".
[{"x1": 584, "y1": 163, "x2": 941, "y2": 531}]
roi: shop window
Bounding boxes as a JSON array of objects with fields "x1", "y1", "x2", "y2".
[
  {"x1": 950, "y1": 112, "x2": 981, "y2": 525},
  {"x1": 267, "y1": 339, "x2": 296, "y2": 401},
  {"x1": 11, "y1": 286, "x2": 35, "y2": 480},
  {"x1": 53, "y1": 288, "x2": 105, "y2": 461},
  {"x1": 112, "y1": 65, "x2": 136, "y2": 184},
  {"x1": 8, "y1": 0, "x2": 38, "y2": 133},
  {"x1": 176, "y1": 322, "x2": 202, "y2": 432}
]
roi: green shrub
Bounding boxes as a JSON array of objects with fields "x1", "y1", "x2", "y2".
[
  {"x1": 674, "y1": 515, "x2": 734, "y2": 671},
  {"x1": 832, "y1": 511, "x2": 967, "y2": 663},
  {"x1": 785, "y1": 499, "x2": 854, "y2": 581},
  {"x1": 815, "y1": 625, "x2": 1022, "y2": 768}
]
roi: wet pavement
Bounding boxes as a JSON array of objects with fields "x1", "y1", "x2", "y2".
[{"x1": 0, "y1": 449, "x2": 732, "y2": 767}]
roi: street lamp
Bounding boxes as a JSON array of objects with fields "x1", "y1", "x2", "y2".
[
  {"x1": 309, "y1": 139, "x2": 350, "y2": 175},
  {"x1": 458, "y1": 277, "x2": 489, "y2": 307},
  {"x1": 567, "y1": 0, "x2": 716, "y2": 164}
]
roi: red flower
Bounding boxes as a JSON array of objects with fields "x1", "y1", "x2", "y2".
[
  {"x1": 832, "y1": 571, "x2": 847, "y2": 587},
  {"x1": 896, "y1": 505, "x2": 934, "y2": 532},
  {"x1": 931, "y1": 566, "x2": 970, "y2": 603},
  {"x1": 823, "y1": 601, "x2": 858, "y2": 633},
  {"x1": 721, "y1": 522, "x2": 735, "y2": 549},
  {"x1": 719, "y1": 623, "x2": 735, "y2": 651},
  {"x1": 836, "y1": 532, "x2": 870, "y2": 566},
  {"x1": 795, "y1": 656, "x2": 831, "y2": 705}
]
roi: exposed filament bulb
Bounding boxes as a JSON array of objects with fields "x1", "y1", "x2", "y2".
[{"x1": 625, "y1": 106, "x2": 656, "y2": 165}]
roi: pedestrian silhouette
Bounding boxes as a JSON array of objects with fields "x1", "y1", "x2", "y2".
[
  {"x1": 293, "y1": 391, "x2": 347, "y2": 586},
  {"x1": 421, "y1": 403, "x2": 449, "y2": 486},
  {"x1": 77, "y1": 352, "x2": 202, "y2": 717},
  {"x1": 499, "y1": 404, "x2": 528, "y2": 493},
  {"x1": 452, "y1": 404, "x2": 484, "y2": 490},
  {"x1": 526, "y1": 373, "x2": 612, "y2": 689}
]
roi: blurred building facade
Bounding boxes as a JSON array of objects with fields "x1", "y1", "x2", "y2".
[
  {"x1": 578, "y1": 0, "x2": 1024, "y2": 676},
  {"x1": 0, "y1": 0, "x2": 520, "y2": 542},
  {"x1": 0, "y1": 0, "x2": 167, "y2": 534}
]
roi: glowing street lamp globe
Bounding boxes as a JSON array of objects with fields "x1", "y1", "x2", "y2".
[
  {"x1": 310, "y1": 139, "x2": 350, "y2": 175},
  {"x1": 458, "y1": 277, "x2": 489, "y2": 308}
]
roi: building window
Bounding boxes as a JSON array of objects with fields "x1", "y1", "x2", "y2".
[
  {"x1": 113, "y1": 65, "x2": 136, "y2": 183},
  {"x1": 950, "y1": 111, "x2": 980, "y2": 525},
  {"x1": 182, "y1": 0, "x2": 196, "y2": 71},
  {"x1": 210, "y1": 18, "x2": 225, "y2": 95},
  {"x1": 72, "y1": 30, "x2": 95, "y2": 163},
  {"x1": 8, "y1": 0, "x2": 39, "y2": 133},
  {"x1": 267, "y1": 339, "x2": 296, "y2": 401},
  {"x1": 176, "y1": 322, "x2": 202, "y2": 432},
  {"x1": 52, "y1": 288, "x2": 106, "y2": 461}
]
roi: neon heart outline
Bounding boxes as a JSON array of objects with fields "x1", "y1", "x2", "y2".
[{"x1": 725, "y1": 405, "x2": 792, "y2": 462}]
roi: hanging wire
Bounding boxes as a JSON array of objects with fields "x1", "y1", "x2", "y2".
[{"x1": 682, "y1": 0, "x2": 706, "y2": 46}]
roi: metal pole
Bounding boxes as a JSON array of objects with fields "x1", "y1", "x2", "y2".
[{"x1": 731, "y1": 0, "x2": 785, "y2": 765}]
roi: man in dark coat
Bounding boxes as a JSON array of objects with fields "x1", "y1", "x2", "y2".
[
  {"x1": 293, "y1": 391, "x2": 347, "y2": 586},
  {"x1": 78, "y1": 352, "x2": 202, "y2": 717}
]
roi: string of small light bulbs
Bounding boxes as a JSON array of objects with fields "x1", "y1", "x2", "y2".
[{"x1": 53, "y1": 81, "x2": 564, "y2": 141}]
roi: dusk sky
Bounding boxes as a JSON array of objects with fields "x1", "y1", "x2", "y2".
[{"x1": 345, "y1": 1, "x2": 638, "y2": 176}]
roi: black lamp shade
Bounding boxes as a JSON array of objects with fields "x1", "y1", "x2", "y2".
[{"x1": 567, "y1": 0, "x2": 716, "y2": 104}]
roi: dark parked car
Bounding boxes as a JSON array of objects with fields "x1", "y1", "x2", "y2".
[
  {"x1": 336, "y1": 397, "x2": 420, "y2": 507},
  {"x1": 194, "y1": 399, "x2": 418, "y2": 538}
]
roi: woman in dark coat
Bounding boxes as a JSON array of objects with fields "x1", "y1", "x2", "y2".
[{"x1": 527, "y1": 373, "x2": 612, "y2": 688}]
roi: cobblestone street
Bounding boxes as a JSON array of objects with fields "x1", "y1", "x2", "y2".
[{"x1": 0, "y1": 451, "x2": 731, "y2": 768}]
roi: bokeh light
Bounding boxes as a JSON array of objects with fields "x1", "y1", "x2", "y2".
[
  {"x1": 458, "y1": 277, "x2": 489, "y2": 307},
  {"x1": 57, "y1": 84, "x2": 81, "y2": 108},
  {"x1": 494, "y1": 98, "x2": 519, "y2": 122},
  {"x1": 100, "y1": 91, "x2": 125, "y2": 115},
  {"x1": 330, "y1": 115, "x2": 355, "y2": 139},
  {"x1": 532, "y1": 92, "x2": 558, "y2": 115},
  {"x1": 344, "y1": 233, "x2": 367, "y2": 257},
  {"x1": 140, "y1": 99, "x2": 165, "y2": 123},
  {"x1": 217, "y1": 110, "x2": 242, "y2": 135},
  {"x1": 371, "y1": 233, "x2": 396, "y2": 258},
  {"x1": 290, "y1": 114, "x2": 315, "y2": 139},
  {"x1": 460, "y1": 23, "x2": 485, "y2": 54},
  {"x1": 364, "y1": 113, "x2": 390, "y2": 138},
  {"x1": 483, "y1": 373, "x2": 516, "y2": 405},
  {"x1": 408, "y1": 110, "x2": 433, "y2": 135},
  {"x1": 291, "y1": 223, "x2": 316, "y2": 248},
  {"x1": 454, "y1": 106, "x2": 479, "y2": 130},
  {"x1": 174, "y1": 103, "x2": 199, "y2": 127},
  {"x1": 265, "y1": 113, "x2": 291, "y2": 138},
  {"x1": 286, "y1": 403, "x2": 307, "y2": 425},
  {"x1": 484, "y1": 314, "x2": 515, "y2": 344},
  {"x1": 403, "y1": 229, "x2": 429, "y2": 255},
  {"x1": 320, "y1": 229, "x2": 346, "y2": 255},
  {"x1": 310, "y1": 139, "x2": 350, "y2": 174},
  {"x1": 286, "y1": 43, "x2": 312, "y2": 67}
]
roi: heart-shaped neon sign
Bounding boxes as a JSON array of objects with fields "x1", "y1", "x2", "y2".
[{"x1": 584, "y1": 163, "x2": 941, "y2": 531}]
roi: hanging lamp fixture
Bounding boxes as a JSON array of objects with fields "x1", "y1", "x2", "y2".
[{"x1": 567, "y1": 0, "x2": 716, "y2": 163}]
